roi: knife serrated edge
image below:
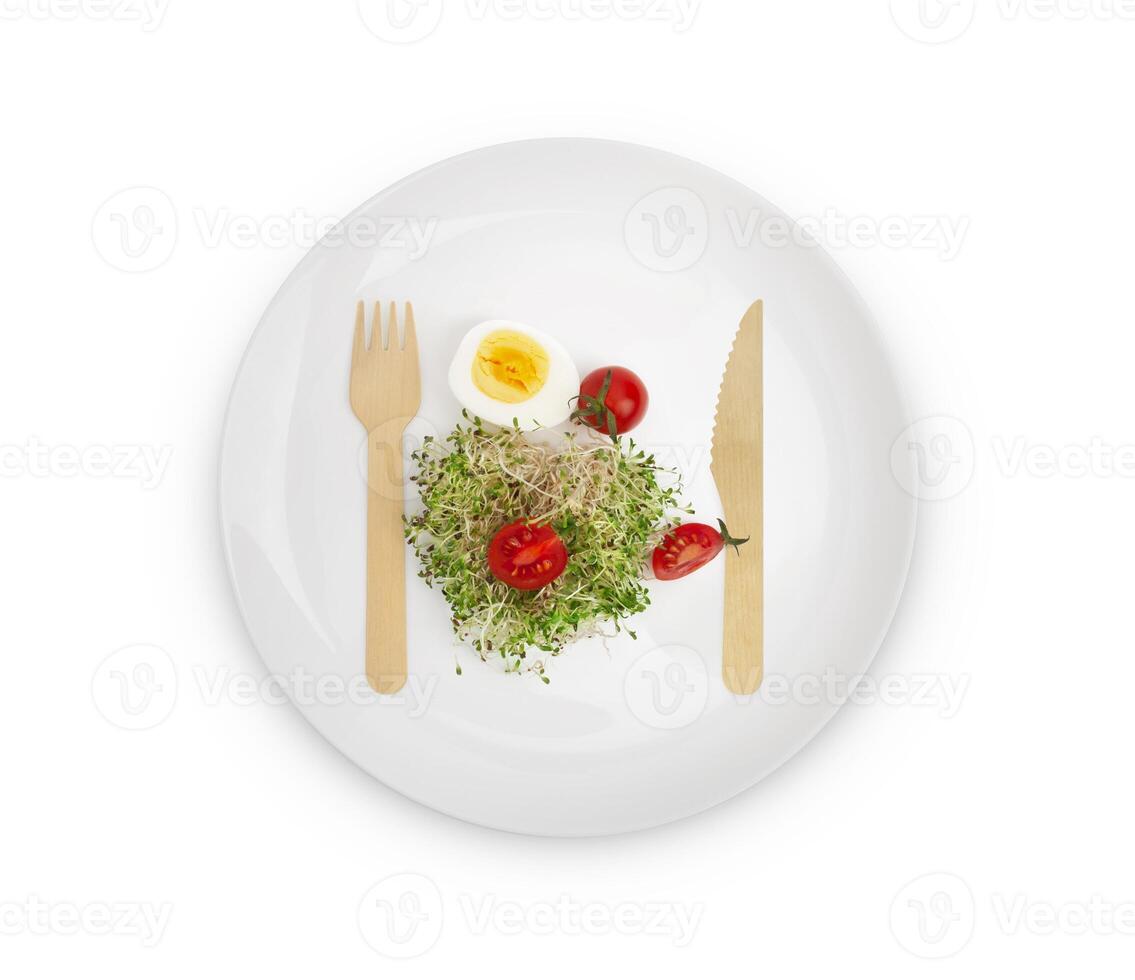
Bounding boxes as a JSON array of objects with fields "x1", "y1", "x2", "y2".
[{"x1": 710, "y1": 300, "x2": 763, "y2": 695}]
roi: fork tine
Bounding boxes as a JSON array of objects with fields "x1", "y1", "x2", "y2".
[
  {"x1": 353, "y1": 301, "x2": 366, "y2": 360},
  {"x1": 387, "y1": 301, "x2": 400, "y2": 351},
  {"x1": 402, "y1": 302, "x2": 418, "y2": 360},
  {"x1": 372, "y1": 302, "x2": 383, "y2": 352}
]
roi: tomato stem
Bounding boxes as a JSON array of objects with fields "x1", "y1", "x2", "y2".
[
  {"x1": 569, "y1": 369, "x2": 619, "y2": 440},
  {"x1": 717, "y1": 519, "x2": 750, "y2": 555}
]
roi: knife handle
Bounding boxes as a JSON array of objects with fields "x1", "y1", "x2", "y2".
[{"x1": 722, "y1": 530, "x2": 763, "y2": 695}]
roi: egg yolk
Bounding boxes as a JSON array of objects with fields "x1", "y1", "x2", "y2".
[{"x1": 472, "y1": 331, "x2": 549, "y2": 404}]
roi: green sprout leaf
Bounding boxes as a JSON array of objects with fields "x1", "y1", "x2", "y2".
[{"x1": 404, "y1": 420, "x2": 685, "y2": 676}]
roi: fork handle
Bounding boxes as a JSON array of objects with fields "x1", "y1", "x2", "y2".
[{"x1": 366, "y1": 424, "x2": 409, "y2": 694}]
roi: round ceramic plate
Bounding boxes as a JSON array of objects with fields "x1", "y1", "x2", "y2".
[{"x1": 219, "y1": 139, "x2": 915, "y2": 836}]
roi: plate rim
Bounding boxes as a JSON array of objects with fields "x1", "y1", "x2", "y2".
[{"x1": 216, "y1": 136, "x2": 918, "y2": 837}]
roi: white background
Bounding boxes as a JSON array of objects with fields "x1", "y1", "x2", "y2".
[{"x1": 2, "y1": 0, "x2": 1133, "y2": 974}]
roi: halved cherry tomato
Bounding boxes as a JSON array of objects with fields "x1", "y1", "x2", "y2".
[
  {"x1": 488, "y1": 520, "x2": 569, "y2": 591},
  {"x1": 651, "y1": 521, "x2": 749, "y2": 581},
  {"x1": 652, "y1": 523, "x2": 723, "y2": 581},
  {"x1": 573, "y1": 366, "x2": 649, "y2": 436}
]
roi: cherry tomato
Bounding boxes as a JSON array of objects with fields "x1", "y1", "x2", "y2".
[
  {"x1": 652, "y1": 521, "x2": 750, "y2": 581},
  {"x1": 488, "y1": 520, "x2": 569, "y2": 591},
  {"x1": 573, "y1": 366, "x2": 649, "y2": 436},
  {"x1": 652, "y1": 524, "x2": 723, "y2": 581}
]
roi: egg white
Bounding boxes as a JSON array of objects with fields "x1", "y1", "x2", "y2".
[{"x1": 447, "y1": 320, "x2": 580, "y2": 430}]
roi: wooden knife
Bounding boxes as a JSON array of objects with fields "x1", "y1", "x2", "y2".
[{"x1": 710, "y1": 300, "x2": 764, "y2": 695}]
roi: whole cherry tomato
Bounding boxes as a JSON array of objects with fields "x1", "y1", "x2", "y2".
[{"x1": 573, "y1": 366, "x2": 649, "y2": 436}]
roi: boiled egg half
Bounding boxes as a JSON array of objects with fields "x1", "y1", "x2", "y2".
[{"x1": 447, "y1": 320, "x2": 580, "y2": 430}]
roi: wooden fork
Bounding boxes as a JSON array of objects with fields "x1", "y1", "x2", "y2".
[{"x1": 349, "y1": 301, "x2": 421, "y2": 694}]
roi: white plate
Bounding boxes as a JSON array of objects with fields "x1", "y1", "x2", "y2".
[{"x1": 219, "y1": 139, "x2": 915, "y2": 836}]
